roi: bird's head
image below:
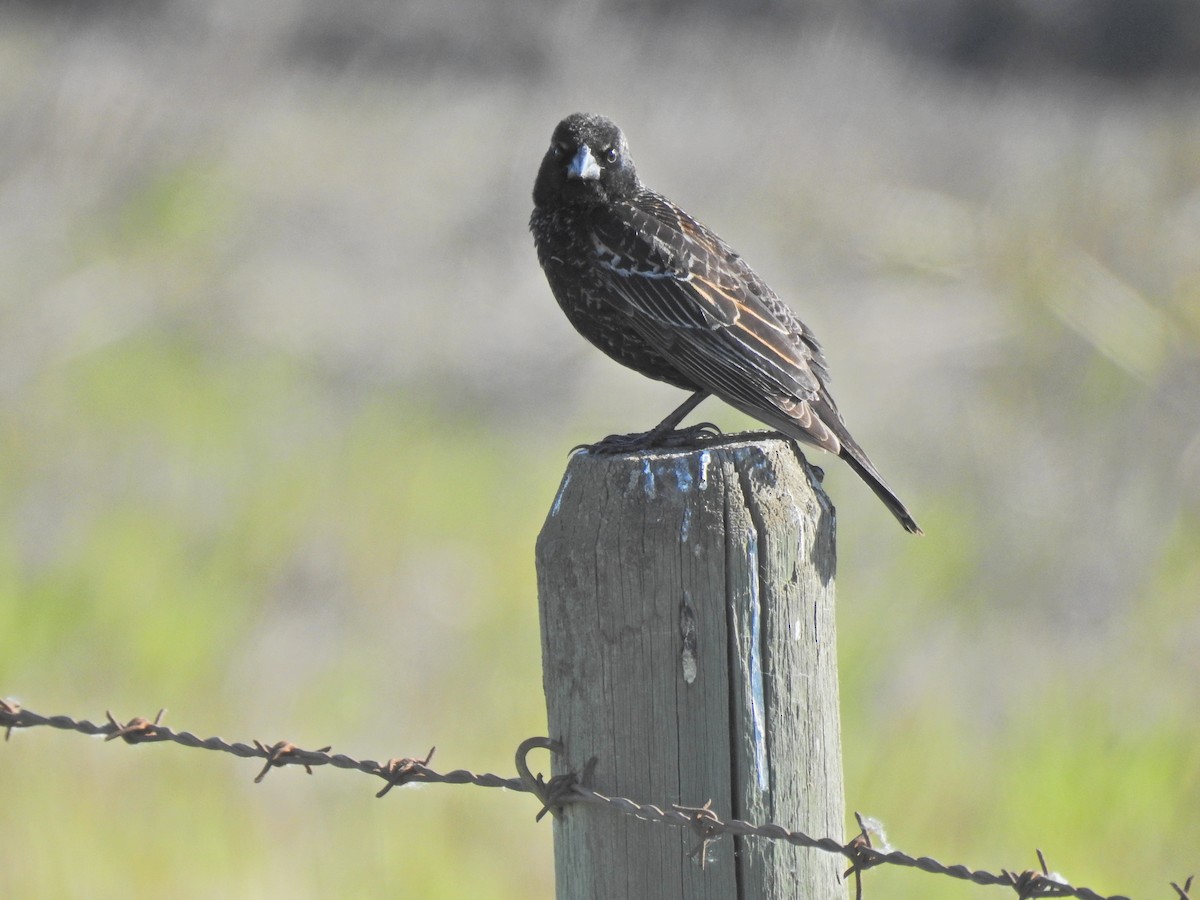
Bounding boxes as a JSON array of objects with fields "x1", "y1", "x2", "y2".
[{"x1": 533, "y1": 113, "x2": 639, "y2": 208}]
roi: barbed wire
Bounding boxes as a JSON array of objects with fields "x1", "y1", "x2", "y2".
[{"x1": 1, "y1": 699, "x2": 1191, "y2": 900}]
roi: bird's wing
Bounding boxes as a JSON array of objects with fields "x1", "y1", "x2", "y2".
[{"x1": 588, "y1": 191, "x2": 842, "y2": 450}]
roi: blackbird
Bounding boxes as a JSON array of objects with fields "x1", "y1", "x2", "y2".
[{"x1": 530, "y1": 112, "x2": 921, "y2": 535}]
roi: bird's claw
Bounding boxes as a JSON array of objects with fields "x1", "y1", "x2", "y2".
[{"x1": 572, "y1": 422, "x2": 723, "y2": 455}]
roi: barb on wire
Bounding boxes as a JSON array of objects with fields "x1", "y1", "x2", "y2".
[
  {"x1": 1, "y1": 700, "x2": 1190, "y2": 900},
  {"x1": 104, "y1": 708, "x2": 169, "y2": 743},
  {"x1": 844, "y1": 811, "x2": 884, "y2": 900},
  {"x1": 675, "y1": 799, "x2": 722, "y2": 868},
  {"x1": 376, "y1": 747, "x2": 437, "y2": 798}
]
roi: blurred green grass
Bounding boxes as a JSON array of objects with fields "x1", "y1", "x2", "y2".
[
  {"x1": 3, "y1": 3, "x2": 1200, "y2": 898},
  {"x1": 3, "y1": 331, "x2": 559, "y2": 897}
]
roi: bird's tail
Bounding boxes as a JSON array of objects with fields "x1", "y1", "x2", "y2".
[{"x1": 839, "y1": 447, "x2": 923, "y2": 535}]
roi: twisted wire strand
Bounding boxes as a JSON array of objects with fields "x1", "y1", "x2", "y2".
[{"x1": 1, "y1": 700, "x2": 1188, "y2": 900}]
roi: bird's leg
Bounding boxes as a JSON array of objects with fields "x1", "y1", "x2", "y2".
[
  {"x1": 644, "y1": 390, "x2": 712, "y2": 440},
  {"x1": 576, "y1": 391, "x2": 720, "y2": 454}
]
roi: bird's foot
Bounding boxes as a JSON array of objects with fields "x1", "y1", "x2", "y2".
[{"x1": 573, "y1": 422, "x2": 722, "y2": 455}]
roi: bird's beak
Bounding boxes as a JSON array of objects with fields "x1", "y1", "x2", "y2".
[{"x1": 566, "y1": 144, "x2": 601, "y2": 180}]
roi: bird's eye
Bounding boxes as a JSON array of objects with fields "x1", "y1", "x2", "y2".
[
  {"x1": 604, "y1": 146, "x2": 619, "y2": 163},
  {"x1": 550, "y1": 144, "x2": 565, "y2": 160}
]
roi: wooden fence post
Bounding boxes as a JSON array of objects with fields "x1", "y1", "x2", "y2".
[{"x1": 536, "y1": 435, "x2": 845, "y2": 900}]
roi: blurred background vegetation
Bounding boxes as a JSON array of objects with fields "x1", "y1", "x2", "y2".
[{"x1": 2, "y1": 1, "x2": 1198, "y2": 897}]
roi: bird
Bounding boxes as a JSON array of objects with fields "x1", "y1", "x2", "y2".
[{"x1": 530, "y1": 112, "x2": 922, "y2": 535}]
